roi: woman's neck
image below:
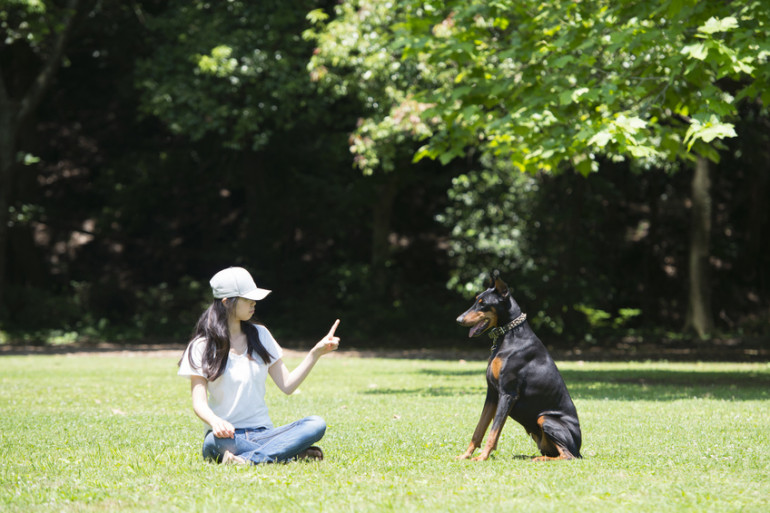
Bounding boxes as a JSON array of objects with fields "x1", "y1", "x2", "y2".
[
  {"x1": 228, "y1": 318, "x2": 243, "y2": 339},
  {"x1": 228, "y1": 319, "x2": 247, "y2": 354}
]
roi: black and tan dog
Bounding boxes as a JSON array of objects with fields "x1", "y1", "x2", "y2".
[{"x1": 455, "y1": 271, "x2": 582, "y2": 461}]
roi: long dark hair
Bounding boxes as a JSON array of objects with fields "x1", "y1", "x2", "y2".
[{"x1": 179, "y1": 298, "x2": 273, "y2": 381}]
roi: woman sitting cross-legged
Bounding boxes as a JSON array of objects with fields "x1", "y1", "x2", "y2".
[{"x1": 178, "y1": 266, "x2": 340, "y2": 465}]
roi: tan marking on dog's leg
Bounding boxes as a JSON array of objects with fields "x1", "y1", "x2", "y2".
[
  {"x1": 457, "y1": 401, "x2": 496, "y2": 460},
  {"x1": 472, "y1": 393, "x2": 516, "y2": 461},
  {"x1": 531, "y1": 445, "x2": 576, "y2": 462},
  {"x1": 531, "y1": 416, "x2": 575, "y2": 462},
  {"x1": 473, "y1": 418, "x2": 508, "y2": 461},
  {"x1": 490, "y1": 357, "x2": 503, "y2": 380}
]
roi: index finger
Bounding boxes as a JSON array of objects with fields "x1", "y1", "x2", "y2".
[{"x1": 327, "y1": 319, "x2": 340, "y2": 337}]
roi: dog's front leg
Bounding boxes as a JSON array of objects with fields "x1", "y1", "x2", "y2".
[
  {"x1": 457, "y1": 399, "x2": 496, "y2": 460},
  {"x1": 472, "y1": 393, "x2": 515, "y2": 461}
]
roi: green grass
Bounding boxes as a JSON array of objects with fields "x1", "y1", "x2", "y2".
[{"x1": 1, "y1": 352, "x2": 768, "y2": 512}]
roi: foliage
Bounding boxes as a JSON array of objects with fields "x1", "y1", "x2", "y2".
[
  {"x1": 309, "y1": 0, "x2": 770, "y2": 340},
  {"x1": 136, "y1": 0, "x2": 332, "y2": 151},
  {"x1": 2, "y1": 277, "x2": 208, "y2": 343},
  {"x1": 306, "y1": 1, "x2": 439, "y2": 175},
  {"x1": 436, "y1": 157, "x2": 661, "y2": 339},
  {"x1": 0, "y1": 0, "x2": 769, "y2": 344},
  {"x1": 0, "y1": 0, "x2": 70, "y2": 50},
  {"x1": 436, "y1": 159, "x2": 539, "y2": 296},
  {"x1": 385, "y1": 0, "x2": 770, "y2": 171},
  {"x1": 1, "y1": 354, "x2": 769, "y2": 512}
]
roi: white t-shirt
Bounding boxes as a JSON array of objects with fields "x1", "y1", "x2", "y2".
[{"x1": 178, "y1": 324, "x2": 283, "y2": 429}]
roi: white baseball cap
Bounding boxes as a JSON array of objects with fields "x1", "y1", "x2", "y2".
[{"x1": 209, "y1": 267, "x2": 271, "y2": 301}]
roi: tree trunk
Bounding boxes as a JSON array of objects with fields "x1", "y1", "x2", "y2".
[
  {"x1": 371, "y1": 177, "x2": 398, "y2": 297},
  {"x1": 746, "y1": 153, "x2": 769, "y2": 292},
  {"x1": 684, "y1": 156, "x2": 714, "y2": 338},
  {"x1": 0, "y1": 100, "x2": 16, "y2": 318},
  {"x1": 0, "y1": 0, "x2": 81, "y2": 318}
]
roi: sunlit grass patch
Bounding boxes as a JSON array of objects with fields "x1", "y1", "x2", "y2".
[{"x1": 1, "y1": 354, "x2": 768, "y2": 512}]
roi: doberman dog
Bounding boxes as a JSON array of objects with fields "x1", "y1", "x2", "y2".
[{"x1": 455, "y1": 271, "x2": 582, "y2": 461}]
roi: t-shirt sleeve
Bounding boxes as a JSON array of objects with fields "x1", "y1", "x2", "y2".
[
  {"x1": 255, "y1": 325, "x2": 283, "y2": 367},
  {"x1": 178, "y1": 338, "x2": 206, "y2": 378}
]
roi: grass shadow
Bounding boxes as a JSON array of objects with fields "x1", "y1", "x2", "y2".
[
  {"x1": 374, "y1": 367, "x2": 770, "y2": 401},
  {"x1": 363, "y1": 386, "x2": 485, "y2": 397},
  {"x1": 561, "y1": 369, "x2": 770, "y2": 401},
  {"x1": 419, "y1": 368, "x2": 482, "y2": 377}
]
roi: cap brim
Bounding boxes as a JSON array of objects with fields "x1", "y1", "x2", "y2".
[{"x1": 241, "y1": 288, "x2": 271, "y2": 301}]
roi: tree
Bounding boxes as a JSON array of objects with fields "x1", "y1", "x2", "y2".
[
  {"x1": 306, "y1": 2, "x2": 445, "y2": 295},
  {"x1": 686, "y1": 156, "x2": 713, "y2": 335},
  {"x1": 312, "y1": 0, "x2": 770, "y2": 338},
  {"x1": 134, "y1": 0, "x2": 363, "y2": 269},
  {"x1": 0, "y1": 0, "x2": 83, "y2": 317},
  {"x1": 136, "y1": 0, "x2": 336, "y2": 153},
  {"x1": 134, "y1": 0, "x2": 410, "y2": 304}
]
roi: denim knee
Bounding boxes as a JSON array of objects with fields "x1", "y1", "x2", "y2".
[
  {"x1": 304, "y1": 415, "x2": 327, "y2": 439},
  {"x1": 201, "y1": 430, "x2": 233, "y2": 462}
]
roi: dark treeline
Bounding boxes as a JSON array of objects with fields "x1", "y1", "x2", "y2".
[{"x1": 1, "y1": 1, "x2": 768, "y2": 349}]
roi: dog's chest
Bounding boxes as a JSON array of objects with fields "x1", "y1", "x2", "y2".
[{"x1": 486, "y1": 339, "x2": 535, "y2": 388}]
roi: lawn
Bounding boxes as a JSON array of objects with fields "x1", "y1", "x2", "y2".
[{"x1": 1, "y1": 351, "x2": 768, "y2": 512}]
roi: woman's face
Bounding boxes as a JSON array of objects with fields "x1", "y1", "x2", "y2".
[{"x1": 231, "y1": 297, "x2": 256, "y2": 322}]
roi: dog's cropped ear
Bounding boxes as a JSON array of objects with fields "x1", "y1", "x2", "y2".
[
  {"x1": 492, "y1": 271, "x2": 510, "y2": 297},
  {"x1": 486, "y1": 271, "x2": 496, "y2": 289}
]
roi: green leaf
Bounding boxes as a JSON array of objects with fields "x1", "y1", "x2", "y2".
[
  {"x1": 588, "y1": 130, "x2": 613, "y2": 148},
  {"x1": 552, "y1": 55, "x2": 574, "y2": 69},
  {"x1": 697, "y1": 16, "x2": 738, "y2": 35},
  {"x1": 306, "y1": 9, "x2": 329, "y2": 24},
  {"x1": 627, "y1": 145, "x2": 661, "y2": 159},
  {"x1": 493, "y1": 17, "x2": 509, "y2": 30},
  {"x1": 681, "y1": 42, "x2": 708, "y2": 61},
  {"x1": 614, "y1": 115, "x2": 646, "y2": 134},
  {"x1": 684, "y1": 115, "x2": 737, "y2": 150},
  {"x1": 18, "y1": 152, "x2": 41, "y2": 165},
  {"x1": 412, "y1": 145, "x2": 437, "y2": 163},
  {"x1": 559, "y1": 87, "x2": 589, "y2": 105}
]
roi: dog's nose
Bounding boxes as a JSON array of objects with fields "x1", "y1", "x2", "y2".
[{"x1": 456, "y1": 314, "x2": 466, "y2": 325}]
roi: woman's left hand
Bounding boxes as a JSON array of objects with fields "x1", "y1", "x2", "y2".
[{"x1": 313, "y1": 319, "x2": 340, "y2": 356}]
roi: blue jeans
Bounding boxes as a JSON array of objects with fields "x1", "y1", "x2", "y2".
[{"x1": 202, "y1": 415, "x2": 326, "y2": 464}]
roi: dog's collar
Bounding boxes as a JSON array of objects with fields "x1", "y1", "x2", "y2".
[{"x1": 488, "y1": 313, "x2": 527, "y2": 344}]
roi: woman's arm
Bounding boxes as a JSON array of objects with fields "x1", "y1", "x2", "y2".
[
  {"x1": 268, "y1": 319, "x2": 340, "y2": 395},
  {"x1": 190, "y1": 376, "x2": 235, "y2": 438}
]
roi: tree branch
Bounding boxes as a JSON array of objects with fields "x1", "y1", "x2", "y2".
[{"x1": 17, "y1": 0, "x2": 81, "y2": 126}]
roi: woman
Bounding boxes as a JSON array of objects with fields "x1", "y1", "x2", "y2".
[{"x1": 178, "y1": 266, "x2": 340, "y2": 464}]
